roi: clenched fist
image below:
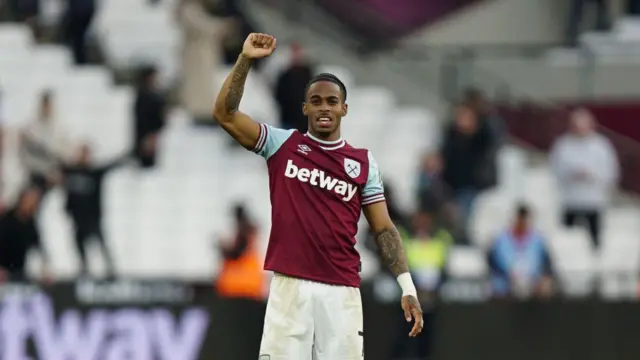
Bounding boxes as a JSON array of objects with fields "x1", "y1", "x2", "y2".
[{"x1": 241, "y1": 33, "x2": 277, "y2": 59}]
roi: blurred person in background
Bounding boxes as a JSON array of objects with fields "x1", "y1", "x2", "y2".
[
  {"x1": 390, "y1": 211, "x2": 452, "y2": 360},
  {"x1": 217, "y1": 0, "x2": 262, "y2": 69},
  {"x1": 176, "y1": 0, "x2": 238, "y2": 125},
  {"x1": 550, "y1": 109, "x2": 619, "y2": 249},
  {"x1": 441, "y1": 103, "x2": 498, "y2": 240},
  {"x1": 629, "y1": 0, "x2": 640, "y2": 15},
  {"x1": 0, "y1": 187, "x2": 51, "y2": 283},
  {"x1": 62, "y1": 0, "x2": 96, "y2": 65},
  {"x1": 215, "y1": 203, "x2": 266, "y2": 301},
  {"x1": 20, "y1": 90, "x2": 70, "y2": 195},
  {"x1": 416, "y1": 153, "x2": 455, "y2": 224},
  {"x1": 463, "y1": 87, "x2": 505, "y2": 143},
  {"x1": 488, "y1": 204, "x2": 553, "y2": 300},
  {"x1": 62, "y1": 143, "x2": 127, "y2": 278},
  {"x1": 134, "y1": 65, "x2": 166, "y2": 169},
  {"x1": 566, "y1": 0, "x2": 611, "y2": 47},
  {"x1": 7, "y1": 0, "x2": 39, "y2": 31},
  {"x1": 274, "y1": 42, "x2": 314, "y2": 132}
]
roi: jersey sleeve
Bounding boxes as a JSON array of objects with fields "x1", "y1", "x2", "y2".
[
  {"x1": 251, "y1": 123, "x2": 295, "y2": 160},
  {"x1": 361, "y1": 150, "x2": 386, "y2": 206}
]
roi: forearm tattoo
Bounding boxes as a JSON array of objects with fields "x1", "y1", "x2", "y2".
[
  {"x1": 374, "y1": 227, "x2": 409, "y2": 276},
  {"x1": 224, "y1": 56, "x2": 252, "y2": 113}
]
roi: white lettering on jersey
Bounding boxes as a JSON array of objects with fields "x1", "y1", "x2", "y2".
[{"x1": 284, "y1": 159, "x2": 358, "y2": 202}]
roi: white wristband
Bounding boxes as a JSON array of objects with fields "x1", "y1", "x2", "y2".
[{"x1": 397, "y1": 272, "x2": 417, "y2": 298}]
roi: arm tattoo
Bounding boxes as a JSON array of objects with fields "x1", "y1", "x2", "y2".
[
  {"x1": 374, "y1": 227, "x2": 409, "y2": 276},
  {"x1": 224, "y1": 56, "x2": 252, "y2": 113}
]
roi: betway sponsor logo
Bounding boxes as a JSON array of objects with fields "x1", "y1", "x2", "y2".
[
  {"x1": 285, "y1": 159, "x2": 358, "y2": 202},
  {"x1": 0, "y1": 293, "x2": 209, "y2": 360}
]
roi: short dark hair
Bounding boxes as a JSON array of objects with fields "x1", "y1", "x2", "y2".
[
  {"x1": 138, "y1": 65, "x2": 158, "y2": 88},
  {"x1": 41, "y1": 89, "x2": 53, "y2": 103},
  {"x1": 516, "y1": 204, "x2": 530, "y2": 218},
  {"x1": 232, "y1": 203, "x2": 247, "y2": 222},
  {"x1": 305, "y1": 73, "x2": 347, "y2": 101}
]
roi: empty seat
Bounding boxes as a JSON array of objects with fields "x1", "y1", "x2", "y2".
[
  {"x1": 446, "y1": 246, "x2": 489, "y2": 279},
  {"x1": 547, "y1": 227, "x2": 596, "y2": 297}
]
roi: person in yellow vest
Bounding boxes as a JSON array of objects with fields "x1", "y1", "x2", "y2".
[
  {"x1": 390, "y1": 210, "x2": 453, "y2": 360},
  {"x1": 215, "y1": 203, "x2": 267, "y2": 301}
]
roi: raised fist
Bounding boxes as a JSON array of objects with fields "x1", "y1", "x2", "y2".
[{"x1": 242, "y1": 33, "x2": 277, "y2": 59}]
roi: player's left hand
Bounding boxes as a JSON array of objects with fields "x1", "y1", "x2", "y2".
[{"x1": 401, "y1": 295, "x2": 424, "y2": 337}]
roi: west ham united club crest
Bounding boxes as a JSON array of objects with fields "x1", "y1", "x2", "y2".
[{"x1": 344, "y1": 158, "x2": 361, "y2": 179}]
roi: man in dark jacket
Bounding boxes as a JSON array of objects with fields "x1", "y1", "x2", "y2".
[
  {"x1": 63, "y1": 144, "x2": 127, "y2": 278},
  {"x1": 441, "y1": 103, "x2": 498, "y2": 234},
  {"x1": 0, "y1": 187, "x2": 51, "y2": 282},
  {"x1": 133, "y1": 66, "x2": 166, "y2": 169},
  {"x1": 274, "y1": 43, "x2": 314, "y2": 132}
]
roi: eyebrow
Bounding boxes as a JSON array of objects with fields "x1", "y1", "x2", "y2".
[{"x1": 309, "y1": 94, "x2": 339, "y2": 99}]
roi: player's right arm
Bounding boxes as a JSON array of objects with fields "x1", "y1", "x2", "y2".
[{"x1": 213, "y1": 33, "x2": 277, "y2": 149}]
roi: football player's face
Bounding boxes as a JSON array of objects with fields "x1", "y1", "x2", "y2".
[{"x1": 303, "y1": 81, "x2": 348, "y2": 137}]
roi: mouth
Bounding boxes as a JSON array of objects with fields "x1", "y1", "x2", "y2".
[{"x1": 316, "y1": 116, "x2": 332, "y2": 128}]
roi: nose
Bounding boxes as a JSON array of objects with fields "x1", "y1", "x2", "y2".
[{"x1": 318, "y1": 102, "x2": 332, "y2": 112}]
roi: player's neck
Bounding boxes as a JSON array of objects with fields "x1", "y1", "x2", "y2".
[{"x1": 306, "y1": 131, "x2": 342, "y2": 144}]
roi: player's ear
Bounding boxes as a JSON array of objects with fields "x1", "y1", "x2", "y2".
[
  {"x1": 302, "y1": 102, "x2": 308, "y2": 116},
  {"x1": 341, "y1": 103, "x2": 348, "y2": 117}
]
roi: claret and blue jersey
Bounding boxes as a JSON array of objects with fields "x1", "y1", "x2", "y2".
[{"x1": 250, "y1": 123, "x2": 386, "y2": 287}]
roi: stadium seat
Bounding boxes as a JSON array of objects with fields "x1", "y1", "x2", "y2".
[
  {"x1": 497, "y1": 145, "x2": 527, "y2": 196},
  {"x1": 547, "y1": 228, "x2": 596, "y2": 297},
  {"x1": 446, "y1": 246, "x2": 489, "y2": 279},
  {"x1": 0, "y1": 24, "x2": 32, "y2": 51}
]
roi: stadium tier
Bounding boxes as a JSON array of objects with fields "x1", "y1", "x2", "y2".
[{"x1": 1, "y1": 0, "x2": 640, "y2": 286}]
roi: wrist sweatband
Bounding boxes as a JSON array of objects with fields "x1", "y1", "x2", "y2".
[{"x1": 397, "y1": 272, "x2": 417, "y2": 297}]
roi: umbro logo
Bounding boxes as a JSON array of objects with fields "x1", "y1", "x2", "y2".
[{"x1": 297, "y1": 144, "x2": 312, "y2": 155}]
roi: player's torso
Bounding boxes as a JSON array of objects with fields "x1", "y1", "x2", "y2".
[{"x1": 264, "y1": 132, "x2": 370, "y2": 286}]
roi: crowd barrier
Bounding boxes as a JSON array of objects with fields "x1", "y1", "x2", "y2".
[{"x1": 0, "y1": 280, "x2": 638, "y2": 359}]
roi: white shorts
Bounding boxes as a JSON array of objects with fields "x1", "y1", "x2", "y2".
[{"x1": 259, "y1": 273, "x2": 364, "y2": 360}]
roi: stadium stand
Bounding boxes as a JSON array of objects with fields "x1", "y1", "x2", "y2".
[{"x1": 1, "y1": 0, "x2": 639, "y2": 290}]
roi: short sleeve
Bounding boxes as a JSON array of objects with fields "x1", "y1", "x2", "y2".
[
  {"x1": 361, "y1": 151, "x2": 385, "y2": 206},
  {"x1": 251, "y1": 123, "x2": 295, "y2": 160}
]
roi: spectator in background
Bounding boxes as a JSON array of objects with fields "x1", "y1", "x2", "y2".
[
  {"x1": 416, "y1": 153, "x2": 453, "y2": 219},
  {"x1": 550, "y1": 109, "x2": 619, "y2": 248},
  {"x1": 488, "y1": 204, "x2": 553, "y2": 300},
  {"x1": 176, "y1": 0, "x2": 237, "y2": 125},
  {"x1": 215, "y1": 203, "x2": 266, "y2": 300},
  {"x1": 134, "y1": 66, "x2": 166, "y2": 169},
  {"x1": 62, "y1": 143, "x2": 127, "y2": 278},
  {"x1": 274, "y1": 42, "x2": 314, "y2": 132},
  {"x1": 566, "y1": 0, "x2": 611, "y2": 47},
  {"x1": 7, "y1": 0, "x2": 39, "y2": 30},
  {"x1": 629, "y1": 0, "x2": 640, "y2": 15},
  {"x1": 63, "y1": 0, "x2": 96, "y2": 65},
  {"x1": 389, "y1": 211, "x2": 452, "y2": 360},
  {"x1": 463, "y1": 87, "x2": 505, "y2": 142},
  {"x1": 441, "y1": 103, "x2": 498, "y2": 236},
  {"x1": 217, "y1": 0, "x2": 262, "y2": 69},
  {"x1": 0, "y1": 187, "x2": 51, "y2": 283},
  {"x1": 20, "y1": 90, "x2": 70, "y2": 194}
]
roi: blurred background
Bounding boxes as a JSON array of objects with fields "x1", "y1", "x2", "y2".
[{"x1": 1, "y1": 0, "x2": 640, "y2": 359}]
